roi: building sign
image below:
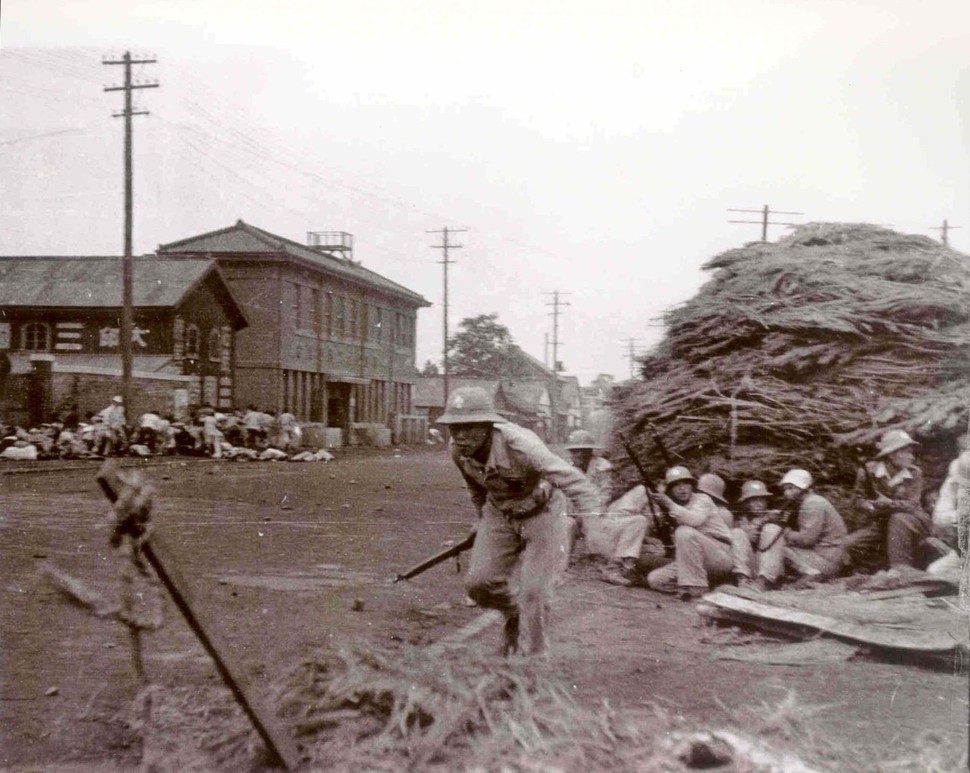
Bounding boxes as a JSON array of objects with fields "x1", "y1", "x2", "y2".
[
  {"x1": 98, "y1": 326, "x2": 150, "y2": 349},
  {"x1": 54, "y1": 321, "x2": 84, "y2": 351}
]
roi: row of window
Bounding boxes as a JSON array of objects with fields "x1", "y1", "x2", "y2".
[
  {"x1": 292, "y1": 283, "x2": 416, "y2": 347},
  {"x1": 182, "y1": 325, "x2": 223, "y2": 361}
]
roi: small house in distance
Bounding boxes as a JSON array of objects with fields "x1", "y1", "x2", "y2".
[{"x1": 0, "y1": 255, "x2": 247, "y2": 424}]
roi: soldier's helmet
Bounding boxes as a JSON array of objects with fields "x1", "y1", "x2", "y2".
[
  {"x1": 739, "y1": 479, "x2": 770, "y2": 502},
  {"x1": 876, "y1": 429, "x2": 918, "y2": 458},
  {"x1": 664, "y1": 465, "x2": 695, "y2": 487},
  {"x1": 697, "y1": 473, "x2": 727, "y2": 505},
  {"x1": 780, "y1": 469, "x2": 813, "y2": 490},
  {"x1": 565, "y1": 429, "x2": 600, "y2": 451},
  {"x1": 436, "y1": 387, "x2": 506, "y2": 425}
]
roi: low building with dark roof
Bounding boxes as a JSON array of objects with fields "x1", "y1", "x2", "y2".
[
  {"x1": 0, "y1": 255, "x2": 247, "y2": 423},
  {"x1": 158, "y1": 221, "x2": 430, "y2": 440}
]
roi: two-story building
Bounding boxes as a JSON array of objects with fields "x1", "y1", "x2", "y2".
[{"x1": 158, "y1": 221, "x2": 430, "y2": 442}]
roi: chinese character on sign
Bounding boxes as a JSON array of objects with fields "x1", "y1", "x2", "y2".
[
  {"x1": 99, "y1": 327, "x2": 120, "y2": 348},
  {"x1": 98, "y1": 327, "x2": 149, "y2": 348}
]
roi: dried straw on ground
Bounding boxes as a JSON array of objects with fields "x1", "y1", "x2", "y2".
[
  {"x1": 113, "y1": 642, "x2": 966, "y2": 772},
  {"x1": 613, "y1": 223, "x2": 970, "y2": 500}
]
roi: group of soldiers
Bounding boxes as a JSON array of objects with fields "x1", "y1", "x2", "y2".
[{"x1": 434, "y1": 386, "x2": 963, "y2": 658}]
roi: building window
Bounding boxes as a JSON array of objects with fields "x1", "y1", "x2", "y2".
[
  {"x1": 208, "y1": 328, "x2": 221, "y2": 361},
  {"x1": 374, "y1": 307, "x2": 384, "y2": 342},
  {"x1": 334, "y1": 296, "x2": 345, "y2": 337},
  {"x1": 323, "y1": 292, "x2": 332, "y2": 337},
  {"x1": 21, "y1": 322, "x2": 51, "y2": 351},
  {"x1": 348, "y1": 299, "x2": 358, "y2": 338},
  {"x1": 185, "y1": 324, "x2": 200, "y2": 357}
]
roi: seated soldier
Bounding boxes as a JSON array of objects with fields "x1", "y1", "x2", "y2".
[
  {"x1": 697, "y1": 473, "x2": 733, "y2": 528},
  {"x1": 646, "y1": 466, "x2": 734, "y2": 599},
  {"x1": 854, "y1": 429, "x2": 934, "y2": 570},
  {"x1": 566, "y1": 429, "x2": 650, "y2": 586},
  {"x1": 729, "y1": 479, "x2": 784, "y2": 590},
  {"x1": 740, "y1": 469, "x2": 846, "y2": 590}
]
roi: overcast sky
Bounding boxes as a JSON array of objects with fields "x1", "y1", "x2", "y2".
[{"x1": 1, "y1": 0, "x2": 968, "y2": 382}]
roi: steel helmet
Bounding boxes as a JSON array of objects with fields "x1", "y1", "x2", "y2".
[
  {"x1": 565, "y1": 429, "x2": 600, "y2": 451},
  {"x1": 697, "y1": 473, "x2": 727, "y2": 504},
  {"x1": 739, "y1": 479, "x2": 770, "y2": 502},
  {"x1": 436, "y1": 387, "x2": 506, "y2": 425},
  {"x1": 664, "y1": 465, "x2": 695, "y2": 487},
  {"x1": 779, "y1": 469, "x2": 813, "y2": 490},
  {"x1": 876, "y1": 429, "x2": 918, "y2": 458}
]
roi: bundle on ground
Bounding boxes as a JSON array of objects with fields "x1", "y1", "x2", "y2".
[{"x1": 613, "y1": 223, "x2": 970, "y2": 501}]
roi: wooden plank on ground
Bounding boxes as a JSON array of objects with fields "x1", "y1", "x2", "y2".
[{"x1": 698, "y1": 591, "x2": 967, "y2": 657}]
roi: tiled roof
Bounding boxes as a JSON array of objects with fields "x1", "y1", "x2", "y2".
[
  {"x1": 158, "y1": 220, "x2": 430, "y2": 307},
  {"x1": 0, "y1": 256, "x2": 213, "y2": 308}
]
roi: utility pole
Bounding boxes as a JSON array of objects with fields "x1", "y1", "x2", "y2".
[
  {"x1": 428, "y1": 227, "x2": 466, "y2": 407},
  {"x1": 931, "y1": 219, "x2": 961, "y2": 246},
  {"x1": 104, "y1": 52, "x2": 158, "y2": 413},
  {"x1": 624, "y1": 337, "x2": 641, "y2": 379},
  {"x1": 543, "y1": 290, "x2": 571, "y2": 374},
  {"x1": 728, "y1": 204, "x2": 803, "y2": 242},
  {"x1": 543, "y1": 290, "x2": 570, "y2": 443}
]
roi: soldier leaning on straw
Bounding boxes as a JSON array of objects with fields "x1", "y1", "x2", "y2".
[
  {"x1": 854, "y1": 430, "x2": 934, "y2": 570},
  {"x1": 645, "y1": 466, "x2": 735, "y2": 600},
  {"x1": 438, "y1": 388, "x2": 600, "y2": 657}
]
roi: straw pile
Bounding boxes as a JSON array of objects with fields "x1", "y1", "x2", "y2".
[{"x1": 613, "y1": 223, "x2": 970, "y2": 496}]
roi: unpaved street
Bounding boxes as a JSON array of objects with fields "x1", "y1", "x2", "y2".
[{"x1": 1, "y1": 449, "x2": 967, "y2": 770}]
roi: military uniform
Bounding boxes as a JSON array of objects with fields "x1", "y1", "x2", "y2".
[{"x1": 450, "y1": 410, "x2": 600, "y2": 655}]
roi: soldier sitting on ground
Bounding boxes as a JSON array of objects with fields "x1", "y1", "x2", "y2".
[
  {"x1": 645, "y1": 466, "x2": 734, "y2": 600},
  {"x1": 729, "y1": 479, "x2": 785, "y2": 591},
  {"x1": 853, "y1": 429, "x2": 935, "y2": 571},
  {"x1": 738, "y1": 469, "x2": 847, "y2": 590},
  {"x1": 565, "y1": 429, "x2": 650, "y2": 586}
]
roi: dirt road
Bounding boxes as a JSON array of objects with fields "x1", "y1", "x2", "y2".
[{"x1": 1, "y1": 448, "x2": 966, "y2": 770}]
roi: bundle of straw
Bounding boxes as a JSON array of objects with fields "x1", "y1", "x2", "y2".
[{"x1": 613, "y1": 223, "x2": 970, "y2": 494}]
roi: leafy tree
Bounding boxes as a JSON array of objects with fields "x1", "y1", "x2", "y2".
[
  {"x1": 420, "y1": 360, "x2": 440, "y2": 376},
  {"x1": 447, "y1": 313, "x2": 514, "y2": 377}
]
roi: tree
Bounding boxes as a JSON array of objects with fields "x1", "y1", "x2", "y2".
[
  {"x1": 447, "y1": 313, "x2": 514, "y2": 378},
  {"x1": 420, "y1": 360, "x2": 439, "y2": 376}
]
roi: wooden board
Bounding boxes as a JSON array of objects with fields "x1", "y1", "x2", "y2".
[{"x1": 698, "y1": 590, "x2": 968, "y2": 658}]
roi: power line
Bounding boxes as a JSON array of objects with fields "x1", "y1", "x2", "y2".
[
  {"x1": 429, "y1": 227, "x2": 467, "y2": 407},
  {"x1": 103, "y1": 51, "x2": 158, "y2": 411},
  {"x1": 930, "y1": 219, "x2": 961, "y2": 246},
  {"x1": 728, "y1": 204, "x2": 803, "y2": 242}
]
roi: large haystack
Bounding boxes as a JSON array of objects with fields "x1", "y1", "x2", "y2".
[{"x1": 613, "y1": 223, "x2": 970, "y2": 501}]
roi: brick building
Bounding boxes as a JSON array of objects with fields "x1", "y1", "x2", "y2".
[
  {"x1": 0, "y1": 255, "x2": 247, "y2": 424},
  {"x1": 158, "y1": 221, "x2": 430, "y2": 439}
]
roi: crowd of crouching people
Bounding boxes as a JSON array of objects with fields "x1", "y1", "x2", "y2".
[
  {"x1": 0, "y1": 396, "x2": 333, "y2": 463},
  {"x1": 566, "y1": 428, "x2": 965, "y2": 600}
]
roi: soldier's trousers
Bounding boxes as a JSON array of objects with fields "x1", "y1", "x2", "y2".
[{"x1": 465, "y1": 489, "x2": 571, "y2": 655}]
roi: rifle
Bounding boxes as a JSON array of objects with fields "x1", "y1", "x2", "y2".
[
  {"x1": 393, "y1": 531, "x2": 476, "y2": 583},
  {"x1": 637, "y1": 417, "x2": 674, "y2": 470},
  {"x1": 618, "y1": 432, "x2": 674, "y2": 557}
]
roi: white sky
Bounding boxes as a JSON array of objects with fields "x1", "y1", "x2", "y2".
[{"x1": 1, "y1": 0, "x2": 968, "y2": 382}]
